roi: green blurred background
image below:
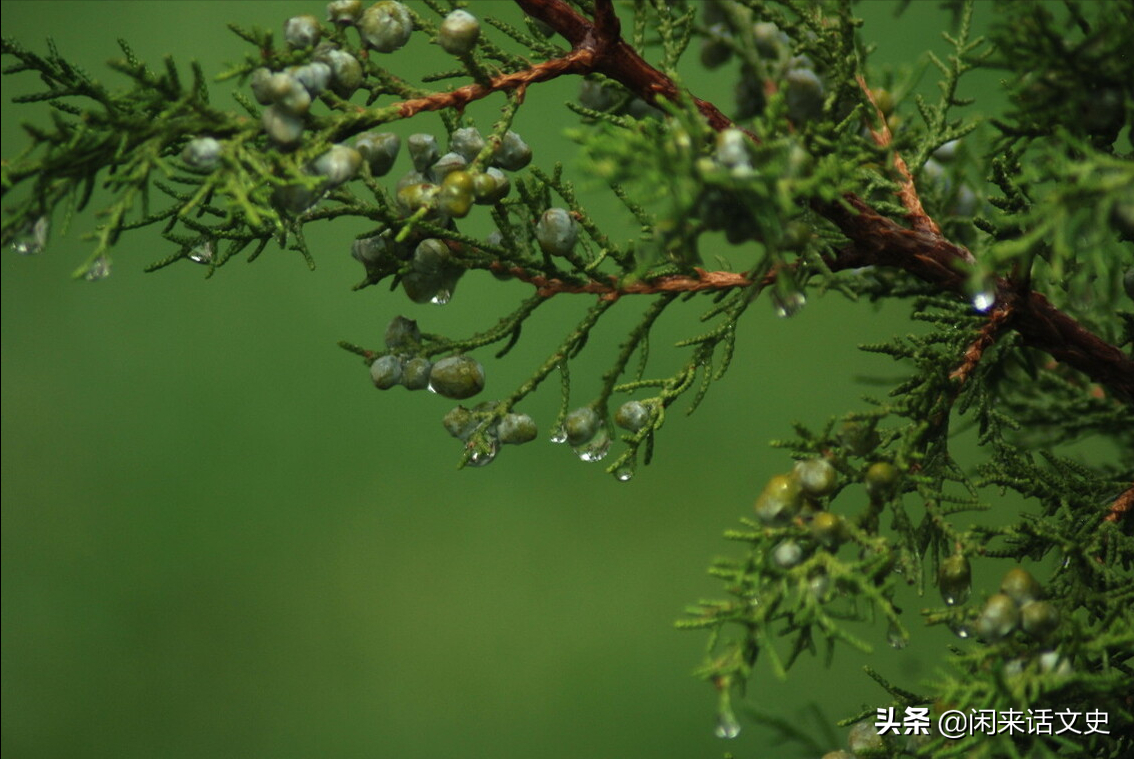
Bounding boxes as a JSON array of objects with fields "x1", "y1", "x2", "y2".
[{"x1": 2, "y1": 3, "x2": 996, "y2": 757}]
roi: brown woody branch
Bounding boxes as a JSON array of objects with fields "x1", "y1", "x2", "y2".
[
  {"x1": 384, "y1": 0, "x2": 1133, "y2": 404},
  {"x1": 1104, "y1": 485, "x2": 1132, "y2": 525},
  {"x1": 488, "y1": 261, "x2": 765, "y2": 300}
]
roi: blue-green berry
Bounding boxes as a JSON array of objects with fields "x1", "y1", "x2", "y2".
[
  {"x1": 401, "y1": 271, "x2": 442, "y2": 304},
  {"x1": 408, "y1": 133, "x2": 439, "y2": 171},
  {"x1": 284, "y1": 15, "x2": 322, "y2": 48},
  {"x1": 449, "y1": 127, "x2": 485, "y2": 162},
  {"x1": 401, "y1": 357, "x2": 432, "y2": 390},
  {"x1": 491, "y1": 130, "x2": 532, "y2": 171},
  {"x1": 181, "y1": 137, "x2": 222, "y2": 170},
  {"x1": 384, "y1": 315, "x2": 421, "y2": 350},
  {"x1": 563, "y1": 407, "x2": 600, "y2": 446},
  {"x1": 786, "y1": 67, "x2": 825, "y2": 122},
  {"x1": 430, "y1": 152, "x2": 468, "y2": 185},
  {"x1": 290, "y1": 62, "x2": 332, "y2": 96},
  {"x1": 700, "y1": 24, "x2": 732, "y2": 69},
  {"x1": 578, "y1": 79, "x2": 619, "y2": 111},
  {"x1": 326, "y1": 0, "x2": 362, "y2": 25},
  {"x1": 355, "y1": 132, "x2": 400, "y2": 176},
  {"x1": 793, "y1": 458, "x2": 837, "y2": 496},
  {"x1": 752, "y1": 22, "x2": 789, "y2": 60},
  {"x1": 614, "y1": 400, "x2": 650, "y2": 432},
  {"x1": 443, "y1": 406, "x2": 477, "y2": 440},
  {"x1": 536, "y1": 208, "x2": 578, "y2": 256},
  {"x1": 359, "y1": 1, "x2": 413, "y2": 53},
  {"x1": 498, "y1": 413, "x2": 537, "y2": 445},
  {"x1": 439, "y1": 9, "x2": 480, "y2": 56},
  {"x1": 320, "y1": 49, "x2": 363, "y2": 98},
  {"x1": 272, "y1": 183, "x2": 318, "y2": 215},
  {"x1": 370, "y1": 354, "x2": 403, "y2": 389},
  {"x1": 429, "y1": 356, "x2": 486, "y2": 399},
  {"x1": 772, "y1": 539, "x2": 805, "y2": 568},
  {"x1": 310, "y1": 144, "x2": 362, "y2": 187},
  {"x1": 411, "y1": 238, "x2": 452, "y2": 275},
  {"x1": 264, "y1": 72, "x2": 311, "y2": 115}
]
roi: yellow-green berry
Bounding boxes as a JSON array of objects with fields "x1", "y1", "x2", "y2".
[
  {"x1": 975, "y1": 593, "x2": 1020, "y2": 641},
  {"x1": 1020, "y1": 600, "x2": 1060, "y2": 641},
  {"x1": 1000, "y1": 567, "x2": 1042, "y2": 606},
  {"x1": 864, "y1": 461, "x2": 900, "y2": 499},
  {"x1": 754, "y1": 473, "x2": 803, "y2": 525},
  {"x1": 938, "y1": 554, "x2": 972, "y2": 606}
]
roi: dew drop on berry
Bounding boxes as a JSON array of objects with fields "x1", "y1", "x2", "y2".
[{"x1": 574, "y1": 429, "x2": 611, "y2": 462}]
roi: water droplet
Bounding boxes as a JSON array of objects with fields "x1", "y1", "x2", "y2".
[
  {"x1": 715, "y1": 710, "x2": 741, "y2": 739},
  {"x1": 948, "y1": 621, "x2": 971, "y2": 639},
  {"x1": 808, "y1": 573, "x2": 831, "y2": 601},
  {"x1": 11, "y1": 216, "x2": 49, "y2": 255},
  {"x1": 467, "y1": 437, "x2": 499, "y2": 467},
  {"x1": 84, "y1": 255, "x2": 112, "y2": 281},
  {"x1": 971, "y1": 290, "x2": 995, "y2": 312},
  {"x1": 772, "y1": 290, "x2": 806, "y2": 318},
  {"x1": 549, "y1": 426, "x2": 567, "y2": 444},
  {"x1": 188, "y1": 241, "x2": 214, "y2": 264},
  {"x1": 574, "y1": 429, "x2": 610, "y2": 462},
  {"x1": 430, "y1": 288, "x2": 452, "y2": 305},
  {"x1": 615, "y1": 466, "x2": 634, "y2": 482},
  {"x1": 887, "y1": 621, "x2": 908, "y2": 649}
]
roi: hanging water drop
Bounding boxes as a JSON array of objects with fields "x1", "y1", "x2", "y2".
[
  {"x1": 574, "y1": 429, "x2": 611, "y2": 462},
  {"x1": 430, "y1": 288, "x2": 452, "y2": 305},
  {"x1": 614, "y1": 465, "x2": 634, "y2": 482},
  {"x1": 11, "y1": 216, "x2": 49, "y2": 255},
  {"x1": 549, "y1": 426, "x2": 568, "y2": 444},
  {"x1": 188, "y1": 241, "x2": 214, "y2": 264},
  {"x1": 84, "y1": 256, "x2": 112, "y2": 281},
  {"x1": 948, "y1": 621, "x2": 972, "y2": 639},
  {"x1": 887, "y1": 621, "x2": 908, "y2": 649},
  {"x1": 772, "y1": 290, "x2": 806, "y2": 318},
  {"x1": 466, "y1": 437, "x2": 499, "y2": 467},
  {"x1": 715, "y1": 710, "x2": 741, "y2": 739}
]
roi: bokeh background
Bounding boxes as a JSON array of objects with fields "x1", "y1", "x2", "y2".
[{"x1": 3, "y1": 3, "x2": 1002, "y2": 757}]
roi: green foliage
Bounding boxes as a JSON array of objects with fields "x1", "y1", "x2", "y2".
[{"x1": 3, "y1": 1, "x2": 1132, "y2": 757}]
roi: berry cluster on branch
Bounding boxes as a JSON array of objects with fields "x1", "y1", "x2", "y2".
[{"x1": 3, "y1": 1, "x2": 1132, "y2": 756}]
